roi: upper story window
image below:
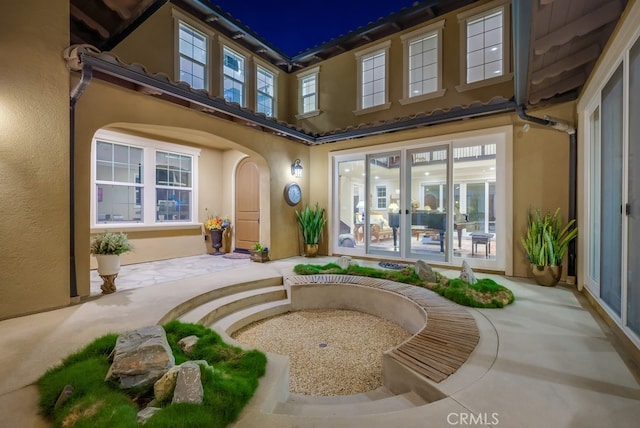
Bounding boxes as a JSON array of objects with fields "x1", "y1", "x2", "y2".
[
  {"x1": 223, "y1": 46, "x2": 245, "y2": 106},
  {"x1": 92, "y1": 130, "x2": 200, "y2": 228},
  {"x1": 400, "y1": 20, "x2": 446, "y2": 104},
  {"x1": 354, "y1": 41, "x2": 392, "y2": 115},
  {"x1": 456, "y1": 0, "x2": 511, "y2": 92},
  {"x1": 256, "y1": 65, "x2": 275, "y2": 117},
  {"x1": 296, "y1": 66, "x2": 320, "y2": 119},
  {"x1": 177, "y1": 21, "x2": 207, "y2": 90}
]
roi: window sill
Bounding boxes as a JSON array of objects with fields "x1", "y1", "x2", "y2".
[
  {"x1": 353, "y1": 102, "x2": 392, "y2": 116},
  {"x1": 455, "y1": 73, "x2": 513, "y2": 93},
  {"x1": 296, "y1": 110, "x2": 321, "y2": 120},
  {"x1": 91, "y1": 223, "x2": 203, "y2": 233},
  {"x1": 399, "y1": 89, "x2": 447, "y2": 105}
]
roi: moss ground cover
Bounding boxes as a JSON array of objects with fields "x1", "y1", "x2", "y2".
[
  {"x1": 293, "y1": 263, "x2": 514, "y2": 308},
  {"x1": 38, "y1": 321, "x2": 266, "y2": 428}
]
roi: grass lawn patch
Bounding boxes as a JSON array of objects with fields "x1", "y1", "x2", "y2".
[
  {"x1": 37, "y1": 321, "x2": 266, "y2": 428},
  {"x1": 293, "y1": 263, "x2": 514, "y2": 308}
]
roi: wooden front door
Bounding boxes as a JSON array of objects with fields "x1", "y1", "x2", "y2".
[{"x1": 234, "y1": 158, "x2": 260, "y2": 250}]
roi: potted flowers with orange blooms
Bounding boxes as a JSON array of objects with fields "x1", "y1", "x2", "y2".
[{"x1": 205, "y1": 214, "x2": 231, "y2": 255}]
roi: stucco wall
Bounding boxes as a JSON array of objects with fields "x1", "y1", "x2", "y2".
[{"x1": 0, "y1": 0, "x2": 71, "y2": 319}]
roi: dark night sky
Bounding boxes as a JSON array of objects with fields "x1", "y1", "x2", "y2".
[{"x1": 209, "y1": 0, "x2": 420, "y2": 56}]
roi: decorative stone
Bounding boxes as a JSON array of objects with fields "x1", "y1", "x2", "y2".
[
  {"x1": 172, "y1": 362, "x2": 203, "y2": 404},
  {"x1": 106, "y1": 325, "x2": 175, "y2": 389},
  {"x1": 415, "y1": 260, "x2": 437, "y2": 283},
  {"x1": 336, "y1": 256, "x2": 352, "y2": 270},
  {"x1": 178, "y1": 335, "x2": 199, "y2": 355},
  {"x1": 460, "y1": 260, "x2": 478, "y2": 285},
  {"x1": 54, "y1": 384, "x2": 74, "y2": 411},
  {"x1": 153, "y1": 366, "x2": 180, "y2": 402},
  {"x1": 137, "y1": 406, "x2": 161, "y2": 424}
]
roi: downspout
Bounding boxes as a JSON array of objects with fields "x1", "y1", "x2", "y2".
[
  {"x1": 513, "y1": 0, "x2": 578, "y2": 281},
  {"x1": 68, "y1": 63, "x2": 93, "y2": 298}
]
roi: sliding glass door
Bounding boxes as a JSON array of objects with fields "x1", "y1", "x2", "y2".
[{"x1": 331, "y1": 127, "x2": 509, "y2": 272}]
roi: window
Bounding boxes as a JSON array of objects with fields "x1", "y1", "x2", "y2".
[
  {"x1": 296, "y1": 66, "x2": 320, "y2": 118},
  {"x1": 376, "y1": 185, "x2": 387, "y2": 209},
  {"x1": 456, "y1": 0, "x2": 511, "y2": 91},
  {"x1": 355, "y1": 41, "x2": 391, "y2": 114},
  {"x1": 256, "y1": 65, "x2": 275, "y2": 117},
  {"x1": 223, "y1": 47, "x2": 245, "y2": 106},
  {"x1": 92, "y1": 131, "x2": 200, "y2": 227},
  {"x1": 400, "y1": 21, "x2": 445, "y2": 104},
  {"x1": 177, "y1": 22, "x2": 207, "y2": 90}
]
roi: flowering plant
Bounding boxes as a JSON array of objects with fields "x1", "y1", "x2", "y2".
[{"x1": 204, "y1": 214, "x2": 231, "y2": 231}]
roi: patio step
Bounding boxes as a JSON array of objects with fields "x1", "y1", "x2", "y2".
[
  {"x1": 159, "y1": 276, "x2": 282, "y2": 324},
  {"x1": 179, "y1": 285, "x2": 287, "y2": 326},
  {"x1": 272, "y1": 389, "x2": 427, "y2": 417},
  {"x1": 212, "y1": 299, "x2": 292, "y2": 335}
]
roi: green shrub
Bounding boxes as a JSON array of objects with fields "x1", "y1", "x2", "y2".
[{"x1": 38, "y1": 322, "x2": 266, "y2": 428}]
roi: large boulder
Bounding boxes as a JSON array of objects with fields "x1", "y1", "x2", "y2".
[
  {"x1": 415, "y1": 260, "x2": 437, "y2": 283},
  {"x1": 106, "y1": 325, "x2": 175, "y2": 389},
  {"x1": 153, "y1": 366, "x2": 180, "y2": 402},
  {"x1": 172, "y1": 362, "x2": 203, "y2": 404}
]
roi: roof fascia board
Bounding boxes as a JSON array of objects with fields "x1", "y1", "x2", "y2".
[{"x1": 79, "y1": 53, "x2": 315, "y2": 143}]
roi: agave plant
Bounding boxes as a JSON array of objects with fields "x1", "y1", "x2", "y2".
[
  {"x1": 295, "y1": 203, "x2": 327, "y2": 245},
  {"x1": 521, "y1": 208, "x2": 578, "y2": 266}
]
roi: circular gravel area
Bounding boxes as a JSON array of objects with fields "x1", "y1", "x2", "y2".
[{"x1": 231, "y1": 309, "x2": 411, "y2": 396}]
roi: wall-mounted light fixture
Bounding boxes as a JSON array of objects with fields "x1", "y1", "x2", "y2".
[{"x1": 291, "y1": 159, "x2": 303, "y2": 178}]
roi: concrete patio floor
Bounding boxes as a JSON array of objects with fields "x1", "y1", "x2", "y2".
[{"x1": 0, "y1": 255, "x2": 639, "y2": 427}]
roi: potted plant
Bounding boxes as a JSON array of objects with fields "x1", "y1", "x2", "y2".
[
  {"x1": 249, "y1": 243, "x2": 269, "y2": 262},
  {"x1": 90, "y1": 231, "x2": 132, "y2": 294},
  {"x1": 205, "y1": 214, "x2": 231, "y2": 255},
  {"x1": 295, "y1": 203, "x2": 327, "y2": 257},
  {"x1": 521, "y1": 208, "x2": 578, "y2": 286}
]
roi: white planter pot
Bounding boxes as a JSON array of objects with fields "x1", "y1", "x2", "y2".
[{"x1": 95, "y1": 254, "x2": 121, "y2": 276}]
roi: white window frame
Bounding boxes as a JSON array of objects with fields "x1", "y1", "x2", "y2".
[
  {"x1": 354, "y1": 40, "x2": 392, "y2": 115},
  {"x1": 456, "y1": 0, "x2": 512, "y2": 92},
  {"x1": 255, "y1": 62, "x2": 278, "y2": 117},
  {"x1": 296, "y1": 66, "x2": 320, "y2": 119},
  {"x1": 172, "y1": 9, "x2": 213, "y2": 91},
  {"x1": 222, "y1": 45, "x2": 246, "y2": 107},
  {"x1": 91, "y1": 130, "x2": 201, "y2": 230},
  {"x1": 375, "y1": 185, "x2": 388, "y2": 210},
  {"x1": 400, "y1": 20, "x2": 446, "y2": 105}
]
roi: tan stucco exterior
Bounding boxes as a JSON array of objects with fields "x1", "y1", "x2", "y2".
[
  {"x1": 1, "y1": 0, "x2": 575, "y2": 319},
  {"x1": 0, "y1": 0, "x2": 71, "y2": 318}
]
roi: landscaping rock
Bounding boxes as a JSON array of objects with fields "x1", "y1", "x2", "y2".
[
  {"x1": 153, "y1": 366, "x2": 180, "y2": 402},
  {"x1": 415, "y1": 260, "x2": 437, "y2": 282},
  {"x1": 178, "y1": 335, "x2": 199, "y2": 355},
  {"x1": 137, "y1": 406, "x2": 161, "y2": 424},
  {"x1": 106, "y1": 325, "x2": 175, "y2": 389},
  {"x1": 54, "y1": 384, "x2": 74, "y2": 411},
  {"x1": 172, "y1": 362, "x2": 203, "y2": 404},
  {"x1": 460, "y1": 260, "x2": 478, "y2": 284},
  {"x1": 336, "y1": 256, "x2": 352, "y2": 270}
]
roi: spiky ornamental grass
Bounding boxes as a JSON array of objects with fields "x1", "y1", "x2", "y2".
[
  {"x1": 295, "y1": 203, "x2": 327, "y2": 244},
  {"x1": 521, "y1": 208, "x2": 578, "y2": 266},
  {"x1": 37, "y1": 321, "x2": 266, "y2": 428},
  {"x1": 293, "y1": 263, "x2": 514, "y2": 308}
]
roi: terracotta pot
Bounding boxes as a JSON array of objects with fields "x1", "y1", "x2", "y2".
[
  {"x1": 95, "y1": 254, "x2": 121, "y2": 276},
  {"x1": 531, "y1": 264, "x2": 562, "y2": 286},
  {"x1": 304, "y1": 243, "x2": 319, "y2": 257}
]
